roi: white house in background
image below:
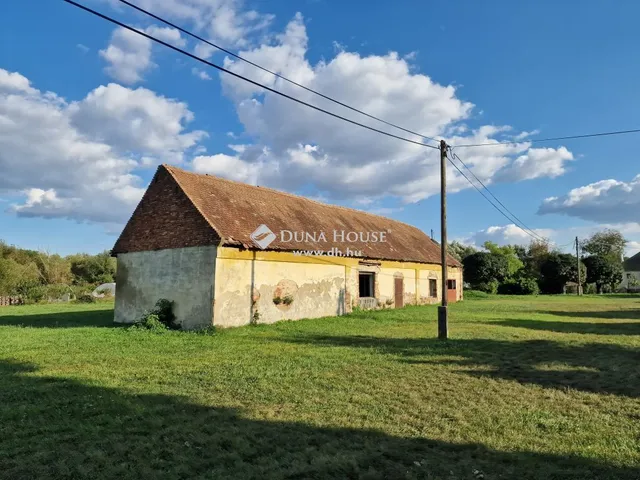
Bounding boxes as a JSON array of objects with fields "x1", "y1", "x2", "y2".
[{"x1": 621, "y1": 252, "x2": 640, "y2": 290}]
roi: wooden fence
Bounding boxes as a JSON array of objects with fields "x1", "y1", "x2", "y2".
[{"x1": 0, "y1": 296, "x2": 23, "y2": 307}]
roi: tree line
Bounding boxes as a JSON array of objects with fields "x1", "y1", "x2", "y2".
[
  {"x1": 449, "y1": 229, "x2": 627, "y2": 295},
  {"x1": 0, "y1": 240, "x2": 116, "y2": 302}
]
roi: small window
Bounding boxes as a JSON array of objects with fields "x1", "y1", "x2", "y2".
[
  {"x1": 359, "y1": 272, "x2": 375, "y2": 298},
  {"x1": 429, "y1": 279, "x2": 437, "y2": 297},
  {"x1": 447, "y1": 279, "x2": 457, "y2": 290}
]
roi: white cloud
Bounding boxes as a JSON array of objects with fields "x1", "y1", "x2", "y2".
[
  {"x1": 0, "y1": 68, "x2": 203, "y2": 224},
  {"x1": 77, "y1": 44, "x2": 90, "y2": 53},
  {"x1": 192, "y1": 67, "x2": 212, "y2": 80},
  {"x1": 495, "y1": 146, "x2": 574, "y2": 182},
  {"x1": 68, "y1": 83, "x2": 206, "y2": 163},
  {"x1": 539, "y1": 175, "x2": 640, "y2": 223},
  {"x1": 99, "y1": 25, "x2": 185, "y2": 84},
  {"x1": 462, "y1": 222, "x2": 640, "y2": 256},
  {"x1": 467, "y1": 224, "x2": 554, "y2": 247},
  {"x1": 193, "y1": 13, "x2": 575, "y2": 205},
  {"x1": 122, "y1": 0, "x2": 274, "y2": 51}
]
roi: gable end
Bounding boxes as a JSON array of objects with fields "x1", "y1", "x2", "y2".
[{"x1": 112, "y1": 166, "x2": 220, "y2": 255}]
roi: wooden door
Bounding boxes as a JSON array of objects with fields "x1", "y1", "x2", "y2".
[
  {"x1": 447, "y1": 279, "x2": 457, "y2": 303},
  {"x1": 394, "y1": 277, "x2": 404, "y2": 308}
]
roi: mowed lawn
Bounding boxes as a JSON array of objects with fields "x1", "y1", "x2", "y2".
[{"x1": 1, "y1": 296, "x2": 639, "y2": 479}]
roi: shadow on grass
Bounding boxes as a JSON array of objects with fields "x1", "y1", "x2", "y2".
[
  {"x1": 0, "y1": 360, "x2": 637, "y2": 480},
  {"x1": 279, "y1": 335, "x2": 640, "y2": 398},
  {"x1": 0, "y1": 308, "x2": 118, "y2": 328},
  {"x1": 540, "y1": 309, "x2": 640, "y2": 320},
  {"x1": 494, "y1": 318, "x2": 640, "y2": 336}
]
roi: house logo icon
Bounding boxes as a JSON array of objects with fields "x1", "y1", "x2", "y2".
[{"x1": 250, "y1": 224, "x2": 276, "y2": 250}]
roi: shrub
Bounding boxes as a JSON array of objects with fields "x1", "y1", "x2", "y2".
[
  {"x1": 474, "y1": 280, "x2": 499, "y2": 294},
  {"x1": 76, "y1": 293, "x2": 96, "y2": 303},
  {"x1": 153, "y1": 299, "x2": 178, "y2": 329},
  {"x1": 584, "y1": 283, "x2": 597, "y2": 294},
  {"x1": 498, "y1": 277, "x2": 539, "y2": 295},
  {"x1": 463, "y1": 290, "x2": 491, "y2": 299},
  {"x1": 282, "y1": 295, "x2": 294, "y2": 306}
]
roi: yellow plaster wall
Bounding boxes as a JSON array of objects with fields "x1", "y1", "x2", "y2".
[{"x1": 213, "y1": 247, "x2": 462, "y2": 326}]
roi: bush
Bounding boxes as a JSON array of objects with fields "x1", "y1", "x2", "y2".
[
  {"x1": 474, "y1": 280, "x2": 499, "y2": 294},
  {"x1": 498, "y1": 277, "x2": 539, "y2": 295},
  {"x1": 133, "y1": 313, "x2": 168, "y2": 333},
  {"x1": 282, "y1": 295, "x2": 294, "y2": 306},
  {"x1": 463, "y1": 290, "x2": 491, "y2": 299},
  {"x1": 153, "y1": 299, "x2": 178, "y2": 329},
  {"x1": 76, "y1": 293, "x2": 96, "y2": 303}
]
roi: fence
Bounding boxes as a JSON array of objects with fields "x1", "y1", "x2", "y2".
[{"x1": 0, "y1": 296, "x2": 24, "y2": 307}]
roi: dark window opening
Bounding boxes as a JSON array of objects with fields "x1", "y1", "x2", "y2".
[
  {"x1": 359, "y1": 272, "x2": 375, "y2": 298},
  {"x1": 429, "y1": 279, "x2": 437, "y2": 297},
  {"x1": 447, "y1": 279, "x2": 457, "y2": 290}
]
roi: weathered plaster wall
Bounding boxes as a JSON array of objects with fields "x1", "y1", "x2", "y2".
[
  {"x1": 212, "y1": 248, "x2": 463, "y2": 326},
  {"x1": 213, "y1": 249, "x2": 346, "y2": 327},
  {"x1": 114, "y1": 246, "x2": 216, "y2": 329}
]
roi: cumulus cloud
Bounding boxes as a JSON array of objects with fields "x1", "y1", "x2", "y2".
[
  {"x1": 68, "y1": 83, "x2": 206, "y2": 163},
  {"x1": 539, "y1": 175, "x2": 640, "y2": 223},
  {"x1": 189, "y1": 13, "x2": 575, "y2": 205},
  {"x1": 495, "y1": 147, "x2": 574, "y2": 182},
  {"x1": 0, "y1": 68, "x2": 203, "y2": 224},
  {"x1": 192, "y1": 68, "x2": 212, "y2": 80},
  {"x1": 121, "y1": 0, "x2": 274, "y2": 51},
  {"x1": 468, "y1": 224, "x2": 555, "y2": 247},
  {"x1": 99, "y1": 25, "x2": 185, "y2": 84}
]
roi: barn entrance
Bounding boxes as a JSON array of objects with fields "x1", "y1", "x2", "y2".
[{"x1": 447, "y1": 279, "x2": 458, "y2": 303}]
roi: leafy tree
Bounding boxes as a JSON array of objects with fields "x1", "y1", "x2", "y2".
[
  {"x1": 539, "y1": 253, "x2": 586, "y2": 294},
  {"x1": 521, "y1": 240, "x2": 552, "y2": 282},
  {"x1": 448, "y1": 241, "x2": 477, "y2": 262},
  {"x1": 483, "y1": 241, "x2": 524, "y2": 279},
  {"x1": 581, "y1": 229, "x2": 626, "y2": 262},
  {"x1": 69, "y1": 251, "x2": 116, "y2": 285},
  {"x1": 583, "y1": 255, "x2": 623, "y2": 294},
  {"x1": 462, "y1": 252, "x2": 509, "y2": 289},
  {"x1": 0, "y1": 258, "x2": 41, "y2": 296}
]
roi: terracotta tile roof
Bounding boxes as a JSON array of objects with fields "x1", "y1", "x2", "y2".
[{"x1": 114, "y1": 164, "x2": 460, "y2": 266}]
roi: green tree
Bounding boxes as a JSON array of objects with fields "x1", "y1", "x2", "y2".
[
  {"x1": 583, "y1": 255, "x2": 623, "y2": 294},
  {"x1": 448, "y1": 241, "x2": 477, "y2": 262},
  {"x1": 539, "y1": 253, "x2": 586, "y2": 294},
  {"x1": 462, "y1": 252, "x2": 509, "y2": 290},
  {"x1": 483, "y1": 241, "x2": 524, "y2": 279},
  {"x1": 581, "y1": 229, "x2": 626, "y2": 261},
  {"x1": 69, "y1": 252, "x2": 116, "y2": 285}
]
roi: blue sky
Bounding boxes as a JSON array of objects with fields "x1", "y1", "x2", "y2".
[{"x1": 1, "y1": 0, "x2": 639, "y2": 256}]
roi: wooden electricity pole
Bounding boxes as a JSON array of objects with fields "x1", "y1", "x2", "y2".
[
  {"x1": 438, "y1": 140, "x2": 449, "y2": 339},
  {"x1": 575, "y1": 236, "x2": 581, "y2": 296}
]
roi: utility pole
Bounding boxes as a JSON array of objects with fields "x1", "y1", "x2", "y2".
[
  {"x1": 431, "y1": 229, "x2": 434, "y2": 240},
  {"x1": 438, "y1": 140, "x2": 449, "y2": 339},
  {"x1": 575, "y1": 236, "x2": 581, "y2": 296}
]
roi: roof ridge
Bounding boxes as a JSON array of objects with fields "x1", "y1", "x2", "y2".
[{"x1": 162, "y1": 164, "x2": 429, "y2": 234}]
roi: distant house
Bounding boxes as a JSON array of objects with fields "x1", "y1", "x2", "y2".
[
  {"x1": 111, "y1": 165, "x2": 462, "y2": 329},
  {"x1": 621, "y1": 252, "x2": 640, "y2": 291}
]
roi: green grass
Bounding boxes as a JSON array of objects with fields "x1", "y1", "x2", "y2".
[{"x1": 1, "y1": 295, "x2": 639, "y2": 479}]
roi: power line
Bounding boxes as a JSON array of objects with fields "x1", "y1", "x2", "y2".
[
  {"x1": 448, "y1": 148, "x2": 549, "y2": 243},
  {"x1": 445, "y1": 151, "x2": 549, "y2": 244},
  {"x1": 64, "y1": 0, "x2": 439, "y2": 151},
  {"x1": 115, "y1": 0, "x2": 440, "y2": 146},
  {"x1": 453, "y1": 128, "x2": 640, "y2": 148}
]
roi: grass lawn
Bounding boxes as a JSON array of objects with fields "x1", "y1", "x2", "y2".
[{"x1": 0, "y1": 295, "x2": 639, "y2": 479}]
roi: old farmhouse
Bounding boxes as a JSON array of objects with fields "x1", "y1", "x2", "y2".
[{"x1": 112, "y1": 165, "x2": 463, "y2": 329}]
